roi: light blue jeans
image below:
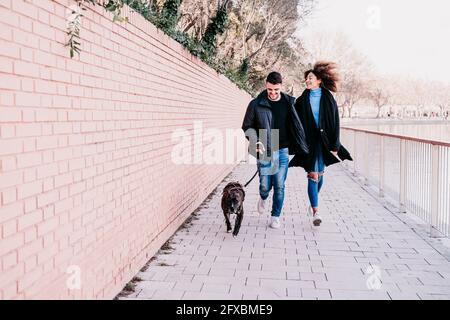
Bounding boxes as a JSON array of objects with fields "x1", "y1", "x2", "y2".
[
  {"x1": 257, "y1": 148, "x2": 289, "y2": 217},
  {"x1": 307, "y1": 146, "x2": 325, "y2": 208}
]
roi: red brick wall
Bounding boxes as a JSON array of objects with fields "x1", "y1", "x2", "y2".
[{"x1": 0, "y1": 0, "x2": 251, "y2": 299}]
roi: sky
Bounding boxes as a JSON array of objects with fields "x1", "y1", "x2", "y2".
[{"x1": 296, "y1": 0, "x2": 450, "y2": 84}]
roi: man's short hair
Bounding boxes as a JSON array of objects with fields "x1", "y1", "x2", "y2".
[{"x1": 266, "y1": 72, "x2": 282, "y2": 85}]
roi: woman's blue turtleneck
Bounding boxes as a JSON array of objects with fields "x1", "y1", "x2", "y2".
[{"x1": 309, "y1": 87, "x2": 322, "y2": 127}]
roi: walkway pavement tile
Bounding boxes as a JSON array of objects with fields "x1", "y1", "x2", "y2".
[{"x1": 120, "y1": 163, "x2": 450, "y2": 300}]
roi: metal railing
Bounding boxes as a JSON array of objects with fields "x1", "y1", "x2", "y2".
[{"x1": 340, "y1": 127, "x2": 450, "y2": 238}]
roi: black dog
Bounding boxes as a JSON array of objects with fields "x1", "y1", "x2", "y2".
[{"x1": 221, "y1": 182, "x2": 245, "y2": 236}]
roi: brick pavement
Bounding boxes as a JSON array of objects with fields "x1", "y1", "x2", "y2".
[{"x1": 118, "y1": 162, "x2": 450, "y2": 300}]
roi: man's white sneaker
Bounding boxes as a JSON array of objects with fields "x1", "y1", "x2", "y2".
[
  {"x1": 307, "y1": 205, "x2": 313, "y2": 217},
  {"x1": 312, "y1": 213, "x2": 322, "y2": 226},
  {"x1": 269, "y1": 216, "x2": 281, "y2": 229},
  {"x1": 257, "y1": 197, "x2": 268, "y2": 214}
]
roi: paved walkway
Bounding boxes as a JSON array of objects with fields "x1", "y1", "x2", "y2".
[{"x1": 119, "y1": 162, "x2": 450, "y2": 300}]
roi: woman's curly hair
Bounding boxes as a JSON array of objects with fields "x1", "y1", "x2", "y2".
[{"x1": 304, "y1": 61, "x2": 340, "y2": 92}]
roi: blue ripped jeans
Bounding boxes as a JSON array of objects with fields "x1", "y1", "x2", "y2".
[
  {"x1": 257, "y1": 148, "x2": 289, "y2": 217},
  {"x1": 307, "y1": 146, "x2": 325, "y2": 208}
]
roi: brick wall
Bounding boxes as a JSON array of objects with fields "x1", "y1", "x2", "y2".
[{"x1": 0, "y1": 0, "x2": 251, "y2": 299}]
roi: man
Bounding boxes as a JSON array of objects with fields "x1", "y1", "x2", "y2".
[{"x1": 242, "y1": 72, "x2": 308, "y2": 229}]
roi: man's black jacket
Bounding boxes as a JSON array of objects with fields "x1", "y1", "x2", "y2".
[{"x1": 241, "y1": 90, "x2": 309, "y2": 159}]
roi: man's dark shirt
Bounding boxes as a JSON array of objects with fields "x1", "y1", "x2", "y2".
[{"x1": 269, "y1": 96, "x2": 290, "y2": 150}]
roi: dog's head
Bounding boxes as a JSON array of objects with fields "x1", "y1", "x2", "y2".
[
  {"x1": 228, "y1": 189, "x2": 244, "y2": 214},
  {"x1": 223, "y1": 182, "x2": 245, "y2": 214}
]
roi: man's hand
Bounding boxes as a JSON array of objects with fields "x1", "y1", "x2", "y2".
[{"x1": 256, "y1": 142, "x2": 265, "y2": 155}]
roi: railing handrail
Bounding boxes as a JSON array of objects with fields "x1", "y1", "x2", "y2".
[{"x1": 341, "y1": 126, "x2": 450, "y2": 147}]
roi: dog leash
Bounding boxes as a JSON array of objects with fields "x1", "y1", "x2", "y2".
[{"x1": 243, "y1": 170, "x2": 258, "y2": 188}]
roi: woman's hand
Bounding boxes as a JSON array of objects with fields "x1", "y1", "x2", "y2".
[{"x1": 331, "y1": 150, "x2": 341, "y2": 161}]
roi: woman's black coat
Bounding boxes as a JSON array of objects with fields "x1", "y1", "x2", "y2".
[{"x1": 288, "y1": 88, "x2": 352, "y2": 171}]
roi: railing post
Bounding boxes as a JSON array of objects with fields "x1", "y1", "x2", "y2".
[
  {"x1": 430, "y1": 144, "x2": 442, "y2": 237},
  {"x1": 399, "y1": 139, "x2": 407, "y2": 213},
  {"x1": 379, "y1": 136, "x2": 384, "y2": 198},
  {"x1": 341, "y1": 129, "x2": 348, "y2": 171},
  {"x1": 363, "y1": 132, "x2": 369, "y2": 186},
  {"x1": 353, "y1": 131, "x2": 357, "y2": 176}
]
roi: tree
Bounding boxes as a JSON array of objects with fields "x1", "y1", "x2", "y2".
[
  {"x1": 68, "y1": 0, "x2": 317, "y2": 94},
  {"x1": 158, "y1": 0, "x2": 183, "y2": 30},
  {"x1": 178, "y1": 0, "x2": 218, "y2": 40},
  {"x1": 431, "y1": 82, "x2": 450, "y2": 118},
  {"x1": 175, "y1": 0, "x2": 316, "y2": 93},
  {"x1": 201, "y1": 0, "x2": 231, "y2": 57},
  {"x1": 222, "y1": 0, "x2": 315, "y2": 91},
  {"x1": 367, "y1": 80, "x2": 390, "y2": 118}
]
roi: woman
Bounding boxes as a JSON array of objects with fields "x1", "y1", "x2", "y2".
[{"x1": 289, "y1": 61, "x2": 352, "y2": 226}]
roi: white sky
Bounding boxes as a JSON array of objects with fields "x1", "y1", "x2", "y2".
[{"x1": 296, "y1": 0, "x2": 450, "y2": 84}]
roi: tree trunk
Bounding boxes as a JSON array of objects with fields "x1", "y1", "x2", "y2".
[
  {"x1": 376, "y1": 106, "x2": 382, "y2": 118},
  {"x1": 183, "y1": 19, "x2": 196, "y2": 33},
  {"x1": 340, "y1": 105, "x2": 346, "y2": 118}
]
